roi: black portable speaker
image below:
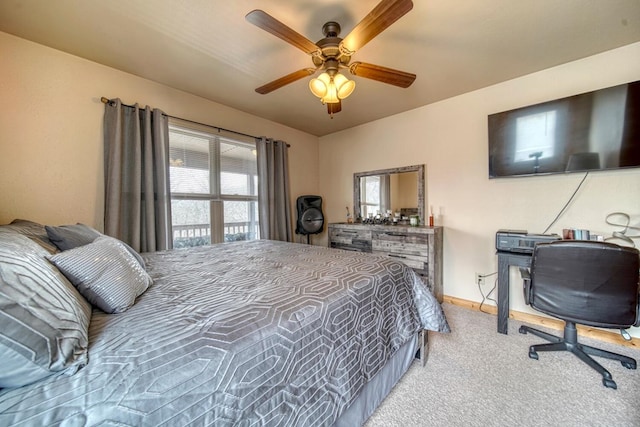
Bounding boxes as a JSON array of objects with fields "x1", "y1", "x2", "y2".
[{"x1": 295, "y1": 195, "x2": 324, "y2": 235}]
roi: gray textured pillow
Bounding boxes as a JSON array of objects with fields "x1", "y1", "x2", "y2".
[
  {"x1": 0, "y1": 229, "x2": 91, "y2": 388},
  {"x1": 45, "y1": 223, "x2": 100, "y2": 251},
  {"x1": 48, "y1": 236, "x2": 152, "y2": 314},
  {"x1": 45, "y1": 223, "x2": 146, "y2": 269},
  {"x1": 0, "y1": 219, "x2": 59, "y2": 254}
]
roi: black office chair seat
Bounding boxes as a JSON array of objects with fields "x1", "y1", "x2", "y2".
[{"x1": 518, "y1": 240, "x2": 640, "y2": 389}]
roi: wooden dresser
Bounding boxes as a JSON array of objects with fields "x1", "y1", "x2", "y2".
[{"x1": 328, "y1": 223, "x2": 443, "y2": 302}]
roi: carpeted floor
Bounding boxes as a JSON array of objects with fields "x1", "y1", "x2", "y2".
[{"x1": 365, "y1": 303, "x2": 640, "y2": 427}]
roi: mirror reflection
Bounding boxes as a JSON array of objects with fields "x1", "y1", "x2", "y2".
[
  {"x1": 359, "y1": 172, "x2": 418, "y2": 218},
  {"x1": 353, "y1": 165, "x2": 425, "y2": 223}
]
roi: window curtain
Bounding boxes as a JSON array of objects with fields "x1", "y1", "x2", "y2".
[
  {"x1": 379, "y1": 174, "x2": 391, "y2": 213},
  {"x1": 256, "y1": 137, "x2": 292, "y2": 242},
  {"x1": 103, "y1": 98, "x2": 173, "y2": 252}
]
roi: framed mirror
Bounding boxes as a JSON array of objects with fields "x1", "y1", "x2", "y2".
[{"x1": 353, "y1": 164, "x2": 425, "y2": 222}]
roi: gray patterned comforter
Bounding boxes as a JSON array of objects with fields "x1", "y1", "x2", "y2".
[{"x1": 0, "y1": 240, "x2": 449, "y2": 426}]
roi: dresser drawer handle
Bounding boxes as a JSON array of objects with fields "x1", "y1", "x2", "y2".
[
  {"x1": 388, "y1": 254, "x2": 407, "y2": 259},
  {"x1": 383, "y1": 232, "x2": 407, "y2": 237}
]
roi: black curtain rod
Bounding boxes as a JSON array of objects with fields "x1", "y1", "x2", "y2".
[{"x1": 100, "y1": 96, "x2": 262, "y2": 141}]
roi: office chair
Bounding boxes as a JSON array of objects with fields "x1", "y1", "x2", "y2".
[{"x1": 518, "y1": 240, "x2": 640, "y2": 389}]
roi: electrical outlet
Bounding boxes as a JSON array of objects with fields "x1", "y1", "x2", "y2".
[{"x1": 475, "y1": 273, "x2": 484, "y2": 286}]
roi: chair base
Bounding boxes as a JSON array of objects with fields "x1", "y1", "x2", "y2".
[{"x1": 518, "y1": 322, "x2": 637, "y2": 389}]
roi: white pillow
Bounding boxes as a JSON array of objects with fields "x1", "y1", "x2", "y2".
[{"x1": 48, "y1": 236, "x2": 152, "y2": 314}]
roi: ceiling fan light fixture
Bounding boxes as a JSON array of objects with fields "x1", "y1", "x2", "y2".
[
  {"x1": 309, "y1": 72, "x2": 355, "y2": 105},
  {"x1": 309, "y1": 72, "x2": 330, "y2": 98},
  {"x1": 333, "y1": 73, "x2": 355, "y2": 99},
  {"x1": 322, "y1": 79, "x2": 340, "y2": 104}
]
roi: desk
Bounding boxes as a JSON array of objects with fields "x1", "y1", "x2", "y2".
[{"x1": 496, "y1": 251, "x2": 532, "y2": 334}]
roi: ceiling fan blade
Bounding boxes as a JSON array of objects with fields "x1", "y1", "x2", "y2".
[
  {"x1": 340, "y1": 0, "x2": 413, "y2": 54},
  {"x1": 327, "y1": 101, "x2": 342, "y2": 115},
  {"x1": 255, "y1": 68, "x2": 317, "y2": 94},
  {"x1": 246, "y1": 10, "x2": 319, "y2": 55},
  {"x1": 349, "y1": 62, "x2": 416, "y2": 88}
]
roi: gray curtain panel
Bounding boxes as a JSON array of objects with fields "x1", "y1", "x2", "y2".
[
  {"x1": 380, "y1": 174, "x2": 391, "y2": 214},
  {"x1": 103, "y1": 99, "x2": 172, "y2": 252},
  {"x1": 256, "y1": 138, "x2": 292, "y2": 242}
]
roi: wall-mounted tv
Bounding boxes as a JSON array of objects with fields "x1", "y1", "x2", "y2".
[{"x1": 488, "y1": 80, "x2": 640, "y2": 178}]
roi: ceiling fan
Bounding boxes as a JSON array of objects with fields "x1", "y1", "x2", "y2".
[{"x1": 246, "y1": 0, "x2": 416, "y2": 116}]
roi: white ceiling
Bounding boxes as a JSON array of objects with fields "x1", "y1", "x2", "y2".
[{"x1": 1, "y1": 0, "x2": 639, "y2": 137}]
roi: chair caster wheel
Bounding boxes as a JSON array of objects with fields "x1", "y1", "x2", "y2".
[
  {"x1": 621, "y1": 361, "x2": 636, "y2": 370},
  {"x1": 518, "y1": 326, "x2": 527, "y2": 334},
  {"x1": 528, "y1": 350, "x2": 538, "y2": 360},
  {"x1": 603, "y1": 378, "x2": 617, "y2": 389}
]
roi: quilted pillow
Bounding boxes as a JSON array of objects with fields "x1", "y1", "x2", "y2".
[
  {"x1": 45, "y1": 223, "x2": 146, "y2": 269},
  {"x1": 0, "y1": 229, "x2": 91, "y2": 388},
  {"x1": 48, "y1": 236, "x2": 153, "y2": 314}
]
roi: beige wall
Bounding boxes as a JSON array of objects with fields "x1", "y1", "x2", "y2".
[
  {"x1": 319, "y1": 42, "x2": 640, "y2": 337},
  {"x1": 0, "y1": 31, "x2": 319, "y2": 232},
  {"x1": 389, "y1": 172, "x2": 418, "y2": 212}
]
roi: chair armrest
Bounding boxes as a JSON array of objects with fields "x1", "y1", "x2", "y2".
[
  {"x1": 635, "y1": 292, "x2": 640, "y2": 328},
  {"x1": 520, "y1": 267, "x2": 532, "y2": 305}
]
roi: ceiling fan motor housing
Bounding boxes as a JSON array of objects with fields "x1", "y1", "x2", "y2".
[{"x1": 313, "y1": 22, "x2": 351, "y2": 70}]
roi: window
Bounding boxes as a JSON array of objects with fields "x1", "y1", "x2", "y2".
[
  {"x1": 514, "y1": 110, "x2": 557, "y2": 162},
  {"x1": 168, "y1": 119, "x2": 259, "y2": 248},
  {"x1": 359, "y1": 175, "x2": 389, "y2": 218}
]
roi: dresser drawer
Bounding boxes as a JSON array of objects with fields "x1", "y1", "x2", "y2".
[
  {"x1": 372, "y1": 230, "x2": 430, "y2": 245},
  {"x1": 371, "y1": 230, "x2": 430, "y2": 270},
  {"x1": 329, "y1": 227, "x2": 372, "y2": 252}
]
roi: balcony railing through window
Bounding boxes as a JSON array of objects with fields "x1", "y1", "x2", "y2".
[{"x1": 172, "y1": 222, "x2": 260, "y2": 248}]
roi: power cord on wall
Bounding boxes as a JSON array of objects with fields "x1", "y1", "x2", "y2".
[
  {"x1": 542, "y1": 172, "x2": 589, "y2": 234},
  {"x1": 477, "y1": 272, "x2": 497, "y2": 314},
  {"x1": 604, "y1": 212, "x2": 640, "y2": 248},
  {"x1": 539, "y1": 172, "x2": 638, "y2": 248}
]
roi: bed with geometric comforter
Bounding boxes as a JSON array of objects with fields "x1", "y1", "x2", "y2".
[{"x1": 0, "y1": 227, "x2": 449, "y2": 426}]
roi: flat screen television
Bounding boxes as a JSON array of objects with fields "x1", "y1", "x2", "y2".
[{"x1": 488, "y1": 80, "x2": 640, "y2": 178}]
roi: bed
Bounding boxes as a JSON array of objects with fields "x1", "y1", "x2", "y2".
[{"x1": 0, "y1": 219, "x2": 449, "y2": 426}]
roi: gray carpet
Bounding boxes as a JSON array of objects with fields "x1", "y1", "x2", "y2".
[{"x1": 365, "y1": 303, "x2": 640, "y2": 427}]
